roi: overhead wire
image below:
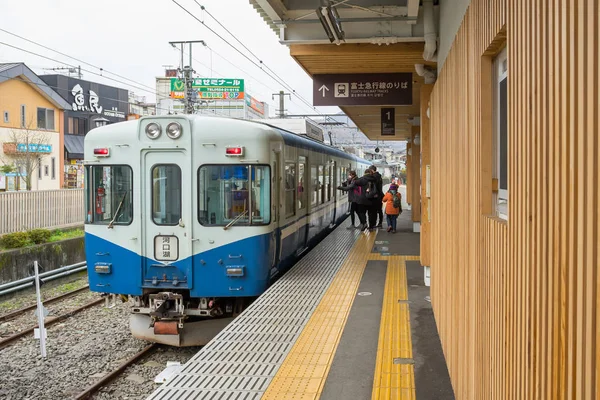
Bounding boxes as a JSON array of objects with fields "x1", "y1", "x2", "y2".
[
  {"x1": 0, "y1": 41, "x2": 235, "y2": 118},
  {"x1": 195, "y1": 1, "x2": 310, "y2": 100},
  {"x1": 171, "y1": 0, "x2": 320, "y2": 115},
  {"x1": 0, "y1": 27, "x2": 157, "y2": 93}
]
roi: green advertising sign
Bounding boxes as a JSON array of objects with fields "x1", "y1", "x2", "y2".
[{"x1": 170, "y1": 78, "x2": 244, "y2": 100}]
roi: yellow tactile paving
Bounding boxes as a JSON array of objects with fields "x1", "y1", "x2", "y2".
[
  {"x1": 372, "y1": 255, "x2": 418, "y2": 400},
  {"x1": 263, "y1": 231, "x2": 420, "y2": 400},
  {"x1": 262, "y1": 231, "x2": 377, "y2": 400}
]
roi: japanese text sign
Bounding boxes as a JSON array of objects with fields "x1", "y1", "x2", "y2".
[
  {"x1": 381, "y1": 108, "x2": 395, "y2": 136},
  {"x1": 170, "y1": 78, "x2": 244, "y2": 100},
  {"x1": 313, "y1": 73, "x2": 412, "y2": 106}
]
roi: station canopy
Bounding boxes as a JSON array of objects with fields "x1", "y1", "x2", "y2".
[{"x1": 250, "y1": 0, "x2": 438, "y2": 141}]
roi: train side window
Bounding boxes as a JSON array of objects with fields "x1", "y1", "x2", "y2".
[
  {"x1": 198, "y1": 165, "x2": 270, "y2": 226},
  {"x1": 85, "y1": 165, "x2": 133, "y2": 225},
  {"x1": 318, "y1": 165, "x2": 324, "y2": 204},
  {"x1": 285, "y1": 163, "x2": 296, "y2": 218},
  {"x1": 311, "y1": 166, "x2": 318, "y2": 205},
  {"x1": 151, "y1": 164, "x2": 182, "y2": 225},
  {"x1": 298, "y1": 157, "x2": 306, "y2": 209}
]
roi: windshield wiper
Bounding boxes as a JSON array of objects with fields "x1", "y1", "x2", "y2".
[
  {"x1": 223, "y1": 210, "x2": 248, "y2": 230},
  {"x1": 108, "y1": 192, "x2": 127, "y2": 229}
]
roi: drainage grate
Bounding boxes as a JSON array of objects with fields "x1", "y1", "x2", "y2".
[{"x1": 146, "y1": 222, "x2": 360, "y2": 400}]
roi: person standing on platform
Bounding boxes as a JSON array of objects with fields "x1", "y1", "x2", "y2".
[
  {"x1": 343, "y1": 170, "x2": 359, "y2": 229},
  {"x1": 369, "y1": 165, "x2": 384, "y2": 228},
  {"x1": 337, "y1": 169, "x2": 378, "y2": 231},
  {"x1": 382, "y1": 183, "x2": 402, "y2": 233}
]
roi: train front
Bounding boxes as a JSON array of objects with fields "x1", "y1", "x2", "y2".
[{"x1": 84, "y1": 116, "x2": 276, "y2": 346}]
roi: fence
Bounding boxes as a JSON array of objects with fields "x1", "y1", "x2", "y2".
[{"x1": 0, "y1": 189, "x2": 85, "y2": 235}]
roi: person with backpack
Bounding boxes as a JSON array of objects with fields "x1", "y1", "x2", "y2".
[
  {"x1": 382, "y1": 183, "x2": 402, "y2": 233},
  {"x1": 369, "y1": 165, "x2": 384, "y2": 228},
  {"x1": 337, "y1": 169, "x2": 379, "y2": 231}
]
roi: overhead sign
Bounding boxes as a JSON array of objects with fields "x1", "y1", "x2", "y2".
[
  {"x1": 170, "y1": 78, "x2": 245, "y2": 100},
  {"x1": 313, "y1": 73, "x2": 412, "y2": 106},
  {"x1": 381, "y1": 108, "x2": 395, "y2": 136}
]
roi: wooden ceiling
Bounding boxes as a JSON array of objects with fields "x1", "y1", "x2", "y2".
[{"x1": 290, "y1": 43, "x2": 435, "y2": 141}]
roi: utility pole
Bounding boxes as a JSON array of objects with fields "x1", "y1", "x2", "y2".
[
  {"x1": 169, "y1": 40, "x2": 206, "y2": 114},
  {"x1": 272, "y1": 90, "x2": 291, "y2": 118}
]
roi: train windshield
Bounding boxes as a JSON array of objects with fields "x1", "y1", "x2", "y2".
[
  {"x1": 198, "y1": 165, "x2": 270, "y2": 226},
  {"x1": 85, "y1": 165, "x2": 133, "y2": 225}
]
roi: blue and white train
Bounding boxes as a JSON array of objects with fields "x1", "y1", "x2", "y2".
[{"x1": 84, "y1": 115, "x2": 371, "y2": 346}]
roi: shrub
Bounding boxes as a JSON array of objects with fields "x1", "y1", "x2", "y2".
[
  {"x1": 1, "y1": 232, "x2": 31, "y2": 249},
  {"x1": 28, "y1": 229, "x2": 52, "y2": 244}
]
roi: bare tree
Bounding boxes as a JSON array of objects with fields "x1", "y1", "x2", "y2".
[{"x1": 1, "y1": 121, "x2": 51, "y2": 191}]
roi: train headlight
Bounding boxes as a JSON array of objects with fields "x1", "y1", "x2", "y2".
[
  {"x1": 166, "y1": 122, "x2": 182, "y2": 139},
  {"x1": 145, "y1": 123, "x2": 161, "y2": 139}
]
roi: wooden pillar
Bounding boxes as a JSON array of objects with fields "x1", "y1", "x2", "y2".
[
  {"x1": 405, "y1": 143, "x2": 411, "y2": 203},
  {"x1": 420, "y1": 85, "x2": 434, "y2": 267},
  {"x1": 410, "y1": 125, "x2": 421, "y2": 225}
]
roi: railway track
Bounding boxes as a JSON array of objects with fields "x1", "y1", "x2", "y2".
[
  {"x1": 0, "y1": 296, "x2": 104, "y2": 349},
  {"x1": 73, "y1": 343, "x2": 159, "y2": 400},
  {"x1": 0, "y1": 285, "x2": 90, "y2": 323}
]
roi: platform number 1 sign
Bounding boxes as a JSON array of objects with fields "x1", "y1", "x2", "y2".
[{"x1": 381, "y1": 108, "x2": 395, "y2": 136}]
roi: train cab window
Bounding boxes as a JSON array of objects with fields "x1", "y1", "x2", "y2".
[
  {"x1": 311, "y1": 166, "x2": 318, "y2": 205},
  {"x1": 284, "y1": 163, "x2": 296, "y2": 218},
  {"x1": 151, "y1": 165, "x2": 182, "y2": 225},
  {"x1": 298, "y1": 158, "x2": 307, "y2": 209},
  {"x1": 198, "y1": 165, "x2": 270, "y2": 226},
  {"x1": 85, "y1": 165, "x2": 133, "y2": 225}
]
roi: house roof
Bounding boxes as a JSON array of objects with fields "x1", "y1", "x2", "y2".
[{"x1": 0, "y1": 63, "x2": 71, "y2": 110}]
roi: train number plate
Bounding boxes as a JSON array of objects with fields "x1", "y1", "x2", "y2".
[{"x1": 154, "y1": 235, "x2": 179, "y2": 261}]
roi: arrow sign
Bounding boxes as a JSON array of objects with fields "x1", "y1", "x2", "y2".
[{"x1": 318, "y1": 84, "x2": 329, "y2": 97}]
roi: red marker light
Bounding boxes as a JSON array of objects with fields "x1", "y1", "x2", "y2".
[
  {"x1": 94, "y1": 148, "x2": 110, "y2": 157},
  {"x1": 225, "y1": 147, "x2": 244, "y2": 156}
]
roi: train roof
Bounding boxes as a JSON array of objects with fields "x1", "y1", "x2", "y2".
[{"x1": 84, "y1": 115, "x2": 372, "y2": 166}]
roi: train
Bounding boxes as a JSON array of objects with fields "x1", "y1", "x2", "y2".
[{"x1": 83, "y1": 115, "x2": 371, "y2": 346}]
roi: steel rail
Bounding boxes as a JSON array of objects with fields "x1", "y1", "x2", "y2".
[
  {"x1": 73, "y1": 343, "x2": 158, "y2": 400},
  {"x1": 0, "y1": 297, "x2": 103, "y2": 349},
  {"x1": 0, "y1": 285, "x2": 90, "y2": 323}
]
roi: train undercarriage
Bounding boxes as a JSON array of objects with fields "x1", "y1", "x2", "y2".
[{"x1": 129, "y1": 291, "x2": 251, "y2": 346}]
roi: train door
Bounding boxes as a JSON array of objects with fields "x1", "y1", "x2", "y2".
[
  {"x1": 272, "y1": 149, "x2": 282, "y2": 266},
  {"x1": 296, "y1": 156, "x2": 308, "y2": 253},
  {"x1": 141, "y1": 151, "x2": 193, "y2": 289},
  {"x1": 330, "y1": 161, "x2": 337, "y2": 227}
]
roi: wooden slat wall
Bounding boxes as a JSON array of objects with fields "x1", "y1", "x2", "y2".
[
  {"x1": 420, "y1": 84, "x2": 434, "y2": 267},
  {"x1": 430, "y1": 0, "x2": 599, "y2": 399}
]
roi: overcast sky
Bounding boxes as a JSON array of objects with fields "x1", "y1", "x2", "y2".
[{"x1": 0, "y1": 0, "x2": 345, "y2": 116}]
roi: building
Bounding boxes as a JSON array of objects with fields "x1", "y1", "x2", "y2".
[
  {"x1": 39, "y1": 75, "x2": 129, "y2": 188},
  {"x1": 156, "y1": 72, "x2": 269, "y2": 119},
  {"x1": 0, "y1": 63, "x2": 70, "y2": 191},
  {"x1": 128, "y1": 93, "x2": 156, "y2": 119}
]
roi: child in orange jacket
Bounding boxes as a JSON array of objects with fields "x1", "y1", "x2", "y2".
[{"x1": 382, "y1": 184, "x2": 402, "y2": 233}]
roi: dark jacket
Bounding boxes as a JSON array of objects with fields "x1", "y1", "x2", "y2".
[
  {"x1": 344, "y1": 176, "x2": 358, "y2": 203},
  {"x1": 338, "y1": 174, "x2": 378, "y2": 205},
  {"x1": 372, "y1": 171, "x2": 383, "y2": 200}
]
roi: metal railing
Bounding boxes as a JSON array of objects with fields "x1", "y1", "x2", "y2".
[
  {"x1": 0, "y1": 189, "x2": 85, "y2": 235},
  {"x1": 0, "y1": 261, "x2": 87, "y2": 296}
]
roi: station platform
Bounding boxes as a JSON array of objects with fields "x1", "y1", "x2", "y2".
[{"x1": 146, "y1": 210, "x2": 454, "y2": 400}]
